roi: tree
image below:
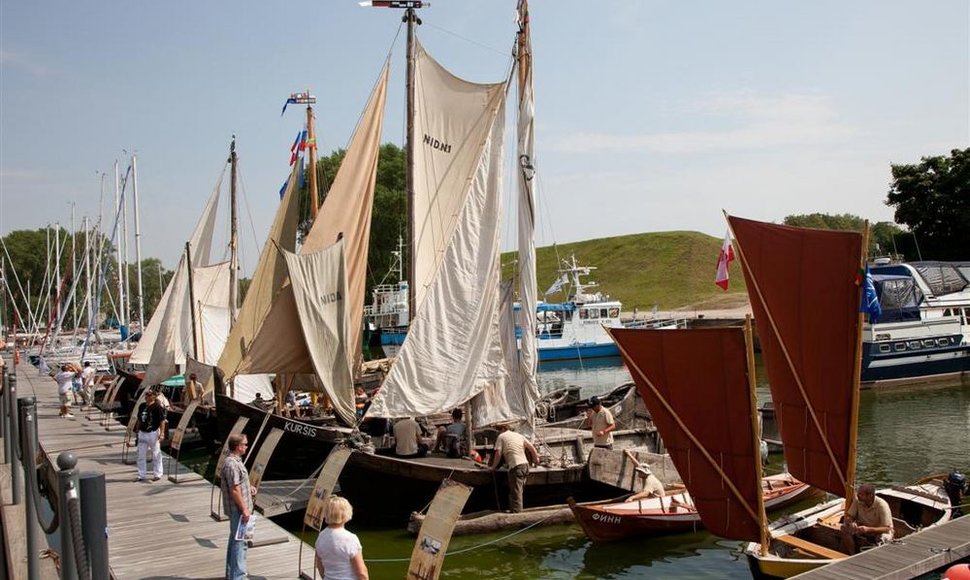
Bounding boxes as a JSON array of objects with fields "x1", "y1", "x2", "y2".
[
  {"x1": 782, "y1": 213, "x2": 905, "y2": 258},
  {"x1": 886, "y1": 148, "x2": 970, "y2": 261}
]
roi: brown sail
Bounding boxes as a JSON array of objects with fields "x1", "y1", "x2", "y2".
[
  {"x1": 609, "y1": 326, "x2": 765, "y2": 542},
  {"x1": 728, "y1": 215, "x2": 863, "y2": 498}
]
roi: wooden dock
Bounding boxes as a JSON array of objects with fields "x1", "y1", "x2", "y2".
[
  {"x1": 792, "y1": 515, "x2": 970, "y2": 579},
  {"x1": 2, "y1": 362, "x2": 317, "y2": 579}
]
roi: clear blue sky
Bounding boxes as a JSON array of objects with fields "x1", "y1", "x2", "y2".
[{"x1": 2, "y1": 0, "x2": 967, "y2": 272}]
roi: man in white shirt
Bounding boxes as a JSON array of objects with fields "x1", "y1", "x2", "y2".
[
  {"x1": 393, "y1": 417, "x2": 427, "y2": 458},
  {"x1": 54, "y1": 365, "x2": 77, "y2": 418},
  {"x1": 81, "y1": 362, "x2": 96, "y2": 408},
  {"x1": 490, "y1": 422, "x2": 539, "y2": 512}
]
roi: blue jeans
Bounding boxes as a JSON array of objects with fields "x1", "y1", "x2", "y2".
[{"x1": 226, "y1": 509, "x2": 248, "y2": 579}]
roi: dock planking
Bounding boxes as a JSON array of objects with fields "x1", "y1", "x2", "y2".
[
  {"x1": 11, "y1": 364, "x2": 317, "y2": 579},
  {"x1": 791, "y1": 515, "x2": 970, "y2": 579}
]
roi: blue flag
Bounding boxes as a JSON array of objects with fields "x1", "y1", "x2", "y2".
[
  {"x1": 860, "y1": 265, "x2": 881, "y2": 322},
  {"x1": 280, "y1": 97, "x2": 298, "y2": 117}
]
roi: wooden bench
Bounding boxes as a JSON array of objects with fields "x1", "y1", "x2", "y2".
[{"x1": 776, "y1": 534, "x2": 849, "y2": 560}]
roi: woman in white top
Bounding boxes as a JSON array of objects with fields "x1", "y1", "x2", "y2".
[{"x1": 315, "y1": 497, "x2": 369, "y2": 580}]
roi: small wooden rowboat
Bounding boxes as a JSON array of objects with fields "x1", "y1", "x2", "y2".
[{"x1": 569, "y1": 473, "x2": 819, "y2": 542}]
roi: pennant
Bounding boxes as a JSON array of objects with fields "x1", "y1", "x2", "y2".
[
  {"x1": 289, "y1": 131, "x2": 302, "y2": 166},
  {"x1": 860, "y1": 265, "x2": 881, "y2": 322},
  {"x1": 544, "y1": 273, "x2": 568, "y2": 295},
  {"x1": 280, "y1": 97, "x2": 298, "y2": 117},
  {"x1": 714, "y1": 229, "x2": 735, "y2": 290},
  {"x1": 279, "y1": 176, "x2": 289, "y2": 200}
]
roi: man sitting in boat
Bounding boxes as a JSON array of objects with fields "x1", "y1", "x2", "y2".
[
  {"x1": 840, "y1": 483, "x2": 893, "y2": 554},
  {"x1": 589, "y1": 396, "x2": 616, "y2": 450},
  {"x1": 624, "y1": 459, "x2": 666, "y2": 504},
  {"x1": 393, "y1": 417, "x2": 428, "y2": 458},
  {"x1": 434, "y1": 409, "x2": 467, "y2": 458}
]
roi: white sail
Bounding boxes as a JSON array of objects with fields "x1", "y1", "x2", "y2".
[
  {"x1": 411, "y1": 40, "x2": 509, "y2": 313},
  {"x1": 130, "y1": 177, "x2": 222, "y2": 372},
  {"x1": 367, "y1": 79, "x2": 508, "y2": 418},
  {"x1": 283, "y1": 241, "x2": 355, "y2": 425},
  {"x1": 514, "y1": 0, "x2": 541, "y2": 423}
]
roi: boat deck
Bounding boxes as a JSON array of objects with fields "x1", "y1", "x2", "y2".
[
  {"x1": 791, "y1": 515, "x2": 970, "y2": 579},
  {"x1": 5, "y1": 360, "x2": 316, "y2": 579}
]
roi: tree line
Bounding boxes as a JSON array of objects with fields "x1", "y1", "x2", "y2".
[{"x1": 4, "y1": 146, "x2": 965, "y2": 333}]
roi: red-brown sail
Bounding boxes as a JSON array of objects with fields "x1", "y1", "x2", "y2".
[
  {"x1": 728, "y1": 215, "x2": 863, "y2": 498},
  {"x1": 609, "y1": 327, "x2": 765, "y2": 542}
]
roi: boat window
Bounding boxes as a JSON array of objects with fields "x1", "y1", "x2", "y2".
[
  {"x1": 600, "y1": 308, "x2": 609, "y2": 318},
  {"x1": 609, "y1": 308, "x2": 620, "y2": 318},
  {"x1": 943, "y1": 308, "x2": 952, "y2": 316},
  {"x1": 589, "y1": 309, "x2": 599, "y2": 320},
  {"x1": 579, "y1": 309, "x2": 588, "y2": 320},
  {"x1": 879, "y1": 344, "x2": 891, "y2": 353},
  {"x1": 894, "y1": 343, "x2": 906, "y2": 352},
  {"x1": 922, "y1": 339, "x2": 936, "y2": 348},
  {"x1": 937, "y1": 338, "x2": 951, "y2": 347},
  {"x1": 908, "y1": 341, "x2": 921, "y2": 350}
]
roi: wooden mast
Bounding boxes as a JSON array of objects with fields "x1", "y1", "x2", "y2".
[
  {"x1": 844, "y1": 221, "x2": 869, "y2": 510},
  {"x1": 405, "y1": 5, "x2": 419, "y2": 322},
  {"x1": 229, "y1": 136, "x2": 239, "y2": 322},
  {"x1": 744, "y1": 315, "x2": 770, "y2": 556},
  {"x1": 306, "y1": 94, "x2": 320, "y2": 219},
  {"x1": 184, "y1": 241, "x2": 199, "y2": 365}
]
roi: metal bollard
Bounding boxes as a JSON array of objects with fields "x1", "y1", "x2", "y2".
[
  {"x1": 78, "y1": 472, "x2": 108, "y2": 579},
  {"x1": 19, "y1": 397, "x2": 41, "y2": 579},
  {"x1": 8, "y1": 373, "x2": 22, "y2": 504},
  {"x1": 57, "y1": 452, "x2": 80, "y2": 580},
  {"x1": 2, "y1": 368, "x2": 9, "y2": 463}
]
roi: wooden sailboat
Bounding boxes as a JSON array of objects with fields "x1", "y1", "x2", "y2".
[
  {"x1": 212, "y1": 0, "x2": 656, "y2": 525},
  {"x1": 728, "y1": 215, "x2": 952, "y2": 579}
]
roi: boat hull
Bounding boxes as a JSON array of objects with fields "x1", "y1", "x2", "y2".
[
  {"x1": 536, "y1": 341, "x2": 619, "y2": 361},
  {"x1": 742, "y1": 482, "x2": 952, "y2": 579},
  {"x1": 570, "y1": 474, "x2": 817, "y2": 543}
]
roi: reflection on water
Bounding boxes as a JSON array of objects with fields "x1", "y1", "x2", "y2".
[{"x1": 281, "y1": 356, "x2": 969, "y2": 579}]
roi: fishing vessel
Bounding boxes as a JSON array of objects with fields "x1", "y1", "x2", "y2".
[
  {"x1": 212, "y1": 1, "x2": 657, "y2": 524},
  {"x1": 570, "y1": 473, "x2": 817, "y2": 543},
  {"x1": 725, "y1": 217, "x2": 953, "y2": 578},
  {"x1": 862, "y1": 260, "x2": 970, "y2": 387}
]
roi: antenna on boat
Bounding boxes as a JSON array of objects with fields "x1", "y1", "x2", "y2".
[{"x1": 361, "y1": 0, "x2": 427, "y2": 323}]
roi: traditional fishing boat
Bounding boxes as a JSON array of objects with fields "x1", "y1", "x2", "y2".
[
  {"x1": 725, "y1": 216, "x2": 953, "y2": 578},
  {"x1": 211, "y1": 1, "x2": 657, "y2": 524},
  {"x1": 570, "y1": 473, "x2": 818, "y2": 543}
]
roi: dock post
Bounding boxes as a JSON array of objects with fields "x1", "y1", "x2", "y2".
[
  {"x1": 19, "y1": 397, "x2": 42, "y2": 579},
  {"x1": 57, "y1": 452, "x2": 81, "y2": 580},
  {"x1": 8, "y1": 373, "x2": 22, "y2": 504},
  {"x1": 2, "y1": 365, "x2": 9, "y2": 464},
  {"x1": 78, "y1": 471, "x2": 109, "y2": 579}
]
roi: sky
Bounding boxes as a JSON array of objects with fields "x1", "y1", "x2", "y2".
[{"x1": 2, "y1": 0, "x2": 968, "y2": 274}]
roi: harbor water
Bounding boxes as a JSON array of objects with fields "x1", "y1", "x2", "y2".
[{"x1": 183, "y1": 356, "x2": 969, "y2": 579}]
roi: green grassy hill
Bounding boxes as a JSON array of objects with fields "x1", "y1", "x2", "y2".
[{"x1": 501, "y1": 231, "x2": 749, "y2": 311}]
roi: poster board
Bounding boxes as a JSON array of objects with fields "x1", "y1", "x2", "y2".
[
  {"x1": 407, "y1": 480, "x2": 472, "y2": 580},
  {"x1": 303, "y1": 447, "x2": 352, "y2": 530},
  {"x1": 170, "y1": 401, "x2": 200, "y2": 452},
  {"x1": 247, "y1": 427, "x2": 283, "y2": 492}
]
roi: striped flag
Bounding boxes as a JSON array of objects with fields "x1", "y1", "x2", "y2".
[{"x1": 714, "y1": 230, "x2": 735, "y2": 290}]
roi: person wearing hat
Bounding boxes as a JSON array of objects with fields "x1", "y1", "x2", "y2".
[
  {"x1": 589, "y1": 396, "x2": 616, "y2": 450},
  {"x1": 490, "y1": 422, "x2": 539, "y2": 513},
  {"x1": 133, "y1": 389, "x2": 168, "y2": 482},
  {"x1": 624, "y1": 458, "x2": 666, "y2": 503}
]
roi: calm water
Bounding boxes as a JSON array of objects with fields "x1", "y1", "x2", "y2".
[{"x1": 184, "y1": 357, "x2": 970, "y2": 579}]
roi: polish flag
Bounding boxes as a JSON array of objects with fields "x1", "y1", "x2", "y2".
[{"x1": 714, "y1": 230, "x2": 735, "y2": 290}]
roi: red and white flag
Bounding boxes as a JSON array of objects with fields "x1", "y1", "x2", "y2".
[{"x1": 714, "y1": 230, "x2": 735, "y2": 290}]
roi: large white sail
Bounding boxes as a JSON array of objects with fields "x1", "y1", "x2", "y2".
[
  {"x1": 367, "y1": 77, "x2": 508, "y2": 418},
  {"x1": 411, "y1": 40, "x2": 508, "y2": 313},
  {"x1": 283, "y1": 241, "x2": 355, "y2": 424},
  {"x1": 130, "y1": 177, "x2": 222, "y2": 380},
  {"x1": 514, "y1": 0, "x2": 541, "y2": 422}
]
